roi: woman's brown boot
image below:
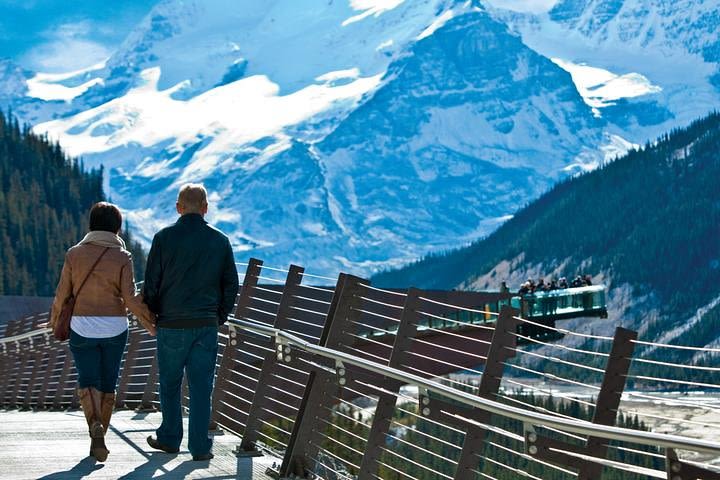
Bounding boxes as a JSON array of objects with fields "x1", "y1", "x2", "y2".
[
  {"x1": 100, "y1": 392, "x2": 116, "y2": 434},
  {"x1": 78, "y1": 387, "x2": 109, "y2": 461}
]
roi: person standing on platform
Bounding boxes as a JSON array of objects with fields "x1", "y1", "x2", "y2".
[
  {"x1": 50, "y1": 202, "x2": 156, "y2": 462},
  {"x1": 143, "y1": 184, "x2": 239, "y2": 461}
]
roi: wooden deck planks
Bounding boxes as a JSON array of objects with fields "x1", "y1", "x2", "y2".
[{"x1": 0, "y1": 409, "x2": 276, "y2": 479}]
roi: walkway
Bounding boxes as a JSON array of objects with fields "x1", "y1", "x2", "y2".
[
  {"x1": 0, "y1": 409, "x2": 276, "y2": 479},
  {"x1": 3, "y1": 260, "x2": 720, "y2": 478}
]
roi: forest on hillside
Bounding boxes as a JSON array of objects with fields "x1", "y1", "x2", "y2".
[{"x1": 0, "y1": 111, "x2": 145, "y2": 296}]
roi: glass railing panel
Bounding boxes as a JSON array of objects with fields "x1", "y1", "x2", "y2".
[{"x1": 515, "y1": 285, "x2": 607, "y2": 318}]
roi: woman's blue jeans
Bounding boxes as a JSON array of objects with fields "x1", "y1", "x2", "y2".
[
  {"x1": 155, "y1": 326, "x2": 218, "y2": 456},
  {"x1": 69, "y1": 329, "x2": 128, "y2": 393}
]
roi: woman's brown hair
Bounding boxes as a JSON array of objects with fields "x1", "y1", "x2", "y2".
[{"x1": 89, "y1": 202, "x2": 122, "y2": 234}]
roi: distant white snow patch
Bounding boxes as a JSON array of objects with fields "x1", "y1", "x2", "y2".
[
  {"x1": 417, "y1": 9, "x2": 457, "y2": 40},
  {"x1": 34, "y1": 66, "x2": 383, "y2": 164},
  {"x1": 316, "y1": 68, "x2": 361, "y2": 82},
  {"x1": 601, "y1": 134, "x2": 638, "y2": 162},
  {"x1": 302, "y1": 222, "x2": 328, "y2": 235},
  {"x1": 26, "y1": 61, "x2": 106, "y2": 102},
  {"x1": 376, "y1": 39, "x2": 394, "y2": 51},
  {"x1": 27, "y1": 76, "x2": 103, "y2": 102},
  {"x1": 343, "y1": 0, "x2": 405, "y2": 26},
  {"x1": 551, "y1": 58, "x2": 662, "y2": 112},
  {"x1": 333, "y1": 254, "x2": 412, "y2": 273},
  {"x1": 563, "y1": 133, "x2": 638, "y2": 173},
  {"x1": 483, "y1": 0, "x2": 558, "y2": 14}
]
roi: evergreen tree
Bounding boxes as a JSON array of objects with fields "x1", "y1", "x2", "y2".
[{"x1": 0, "y1": 110, "x2": 146, "y2": 296}]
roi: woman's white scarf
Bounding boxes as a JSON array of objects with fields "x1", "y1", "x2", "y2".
[{"x1": 77, "y1": 231, "x2": 126, "y2": 249}]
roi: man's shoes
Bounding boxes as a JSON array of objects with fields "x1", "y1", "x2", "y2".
[
  {"x1": 192, "y1": 452, "x2": 214, "y2": 461},
  {"x1": 146, "y1": 435, "x2": 179, "y2": 454}
]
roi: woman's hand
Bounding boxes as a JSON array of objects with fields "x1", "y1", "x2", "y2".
[
  {"x1": 138, "y1": 315, "x2": 157, "y2": 337},
  {"x1": 144, "y1": 320, "x2": 157, "y2": 337}
]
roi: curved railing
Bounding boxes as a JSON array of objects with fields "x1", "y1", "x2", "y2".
[
  {"x1": 227, "y1": 316, "x2": 720, "y2": 456},
  {"x1": 1, "y1": 258, "x2": 720, "y2": 480}
]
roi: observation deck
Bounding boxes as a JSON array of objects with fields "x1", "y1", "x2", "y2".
[
  {"x1": 1, "y1": 258, "x2": 719, "y2": 480},
  {"x1": 514, "y1": 285, "x2": 608, "y2": 320}
]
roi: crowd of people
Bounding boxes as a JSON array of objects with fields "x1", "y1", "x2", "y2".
[
  {"x1": 516, "y1": 274, "x2": 593, "y2": 295},
  {"x1": 499, "y1": 274, "x2": 596, "y2": 317}
]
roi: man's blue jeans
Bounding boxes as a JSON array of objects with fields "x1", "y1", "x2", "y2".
[{"x1": 156, "y1": 326, "x2": 218, "y2": 456}]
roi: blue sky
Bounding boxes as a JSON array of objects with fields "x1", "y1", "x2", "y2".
[{"x1": 0, "y1": 0, "x2": 157, "y2": 72}]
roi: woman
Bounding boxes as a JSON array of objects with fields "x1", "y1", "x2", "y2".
[{"x1": 49, "y1": 202, "x2": 156, "y2": 462}]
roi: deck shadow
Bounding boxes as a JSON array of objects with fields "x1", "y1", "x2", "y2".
[
  {"x1": 116, "y1": 452, "x2": 178, "y2": 480},
  {"x1": 36, "y1": 456, "x2": 104, "y2": 479}
]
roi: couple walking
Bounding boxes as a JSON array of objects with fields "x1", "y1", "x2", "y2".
[{"x1": 49, "y1": 184, "x2": 239, "y2": 462}]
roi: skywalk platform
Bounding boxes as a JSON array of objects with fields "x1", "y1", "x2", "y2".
[
  {"x1": 0, "y1": 409, "x2": 276, "y2": 479},
  {"x1": 3, "y1": 261, "x2": 720, "y2": 479}
]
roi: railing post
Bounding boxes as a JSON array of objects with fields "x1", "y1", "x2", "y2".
[
  {"x1": 0, "y1": 352, "x2": 8, "y2": 407},
  {"x1": 53, "y1": 347, "x2": 74, "y2": 409},
  {"x1": 355, "y1": 288, "x2": 422, "y2": 480},
  {"x1": 115, "y1": 324, "x2": 143, "y2": 408},
  {"x1": 23, "y1": 351, "x2": 45, "y2": 409},
  {"x1": 8, "y1": 352, "x2": 31, "y2": 408},
  {"x1": 665, "y1": 447, "x2": 720, "y2": 480},
  {"x1": 36, "y1": 347, "x2": 59, "y2": 409},
  {"x1": 139, "y1": 353, "x2": 159, "y2": 411},
  {"x1": 279, "y1": 274, "x2": 367, "y2": 477},
  {"x1": 415, "y1": 305, "x2": 519, "y2": 479},
  {"x1": 525, "y1": 326, "x2": 639, "y2": 476},
  {"x1": 578, "y1": 326, "x2": 637, "y2": 480},
  {"x1": 452, "y1": 305, "x2": 519, "y2": 478},
  {"x1": 239, "y1": 264, "x2": 305, "y2": 453},
  {"x1": 0, "y1": 351, "x2": 20, "y2": 407},
  {"x1": 212, "y1": 258, "x2": 262, "y2": 428},
  {"x1": 0, "y1": 320, "x2": 23, "y2": 408}
]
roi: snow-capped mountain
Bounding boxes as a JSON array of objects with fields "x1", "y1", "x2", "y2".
[
  {"x1": 489, "y1": 0, "x2": 720, "y2": 142},
  {"x1": 311, "y1": 9, "x2": 604, "y2": 267},
  {"x1": 1, "y1": 0, "x2": 718, "y2": 276}
]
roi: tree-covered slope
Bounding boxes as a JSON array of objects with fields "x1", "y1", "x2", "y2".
[
  {"x1": 374, "y1": 112, "x2": 720, "y2": 332},
  {"x1": 0, "y1": 111, "x2": 145, "y2": 296}
]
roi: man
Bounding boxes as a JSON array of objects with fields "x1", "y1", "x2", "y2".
[{"x1": 143, "y1": 184, "x2": 239, "y2": 461}]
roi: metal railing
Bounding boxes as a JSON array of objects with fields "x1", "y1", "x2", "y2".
[
  {"x1": 1, "y1": 258, "x2": 720, "y2": 480},
  {"x1": 228, "y1": 316, "x2": 720, "y2": 455}
]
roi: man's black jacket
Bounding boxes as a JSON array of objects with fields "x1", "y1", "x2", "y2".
[{"x1": 143, "y1": 213, "x2": 239, "y2": 328}]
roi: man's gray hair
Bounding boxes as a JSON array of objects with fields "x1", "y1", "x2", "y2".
[{"x1": 177, "y1": 183, "x2": 208, "y2": 213}]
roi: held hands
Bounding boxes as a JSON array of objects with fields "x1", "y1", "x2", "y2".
[
  {"x1": 146, "y1": 322, "x2": 157, "y2": 337},
  {"x1": 138, "y1": 314, "x2": 157, "y2": 337}
]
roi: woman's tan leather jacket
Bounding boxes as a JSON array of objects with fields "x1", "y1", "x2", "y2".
[{"x1": 50, "y1": 240, "x2": 155, "y2": 333}]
